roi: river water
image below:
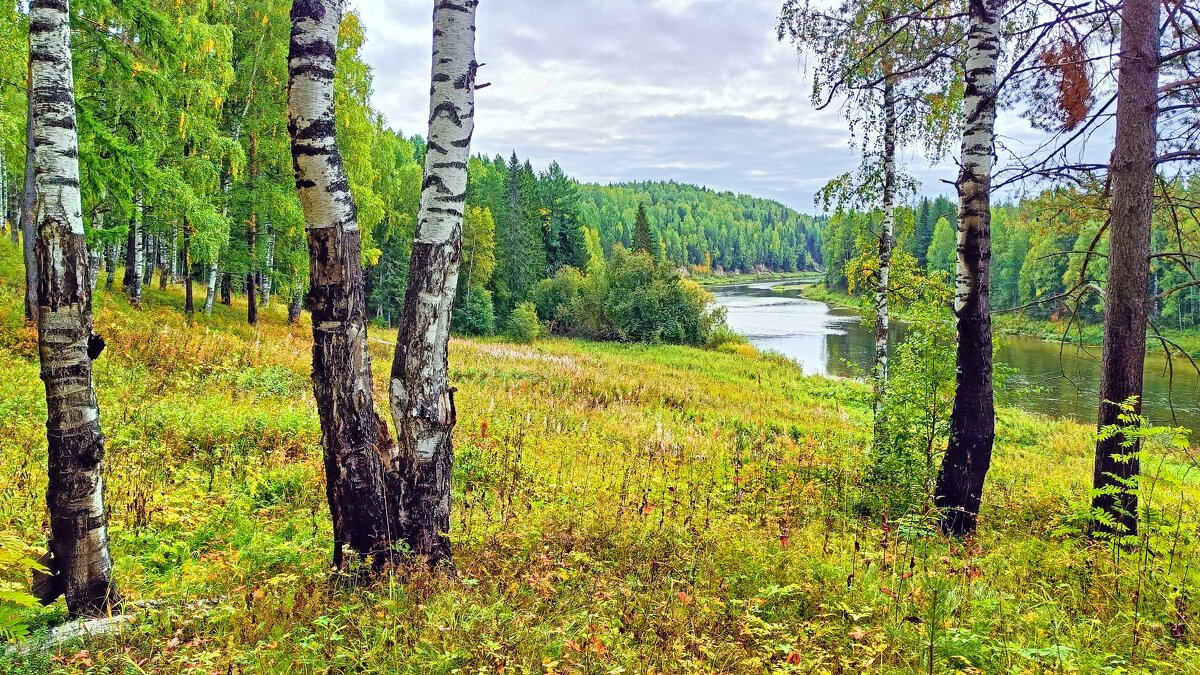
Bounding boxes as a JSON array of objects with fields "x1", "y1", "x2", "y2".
[{"x1": 712, "y1": 281, "x2": 1200, "y2": 436}]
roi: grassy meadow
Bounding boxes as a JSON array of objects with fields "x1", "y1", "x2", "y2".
[{"x1": 1, "y1": 240, "x2": 1198, "y2": 674}]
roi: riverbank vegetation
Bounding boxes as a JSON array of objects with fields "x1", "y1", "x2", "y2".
[
  {"x1": 820, "y1": 182, "x2": 1200, "y2": 355},
  {"x1": 1, "y1": 242, "x2": 1198, "y2": 672}
]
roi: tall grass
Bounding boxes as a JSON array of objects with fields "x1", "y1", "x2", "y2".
[{"x1": 0, "y1": 241, "x2": 1197, "y2": 674}]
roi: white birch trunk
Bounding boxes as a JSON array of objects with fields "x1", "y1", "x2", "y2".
[
  {"x1": 127, "y1": 191, "x2": 143, "y2": 305},
  {"x1": 289, "y1": 0, "x2": 398, "y2": 569},
  {"x1": 936, "y1": 0, "x2": 1003, "y2": 537},
  {"x1": 389, "y1": 0, "x2": 479, "y2": 566},
  {"x1": 30, "y1": 0, "x2": 116, "y2": 617},
  {"x1": 263, "y1": 224, "x2": 274, "y2": 306},
  {"x1": 873, "y1": 74, "x2": 896, "y2": 426}
]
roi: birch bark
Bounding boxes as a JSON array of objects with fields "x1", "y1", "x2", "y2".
[
  {"x1": 288, "y1": 0, "x2": 397, "y2": 569},
  {"x1": 30, "y1": 0, "x2": 116, "y2": 616},
  {"x1": 389, "y1": 0, "x2": 479, "y2": 566},
  {"x1": 872, "y1": 73, "x2": 896, "y2": 435},
  {"x1": 935, "y1": 0, "x2": 1003, "y2": 537}
]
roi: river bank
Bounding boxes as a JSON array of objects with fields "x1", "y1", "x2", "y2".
[
  {"x1": 710, "y1": 280, "x2": 1200, "y2": 433},
  {"x1": 800, "y1": 283, "x2": 1200, "y2": 358},
  {"x1": 691, "y1": 270, "x2": 822, "y2": 286}
]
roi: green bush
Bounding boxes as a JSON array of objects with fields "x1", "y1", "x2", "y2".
[
  {"x1": 604, "y1": 246, "x2": 719, "y2": 345},
  {"x1": 452, "y1": 286, "x2": 496, "y2": 336},
  {"x1": 531, "y1": 266, "x2": 584, "y2": 332},
  {"x1": 506, "y1": 302, "x2": 542, "y2": 344}
]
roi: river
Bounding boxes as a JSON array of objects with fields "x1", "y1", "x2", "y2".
[{"x1": 711, "y1": 280, "x2": 1200, "y2": 436}]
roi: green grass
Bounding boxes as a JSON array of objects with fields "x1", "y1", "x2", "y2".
[{"x1": 0, "y1": 240, "x2": 1198, "y2": 674}]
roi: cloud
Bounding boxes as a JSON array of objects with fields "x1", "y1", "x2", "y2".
[{"x1": 349, "y1": 0, "x2": 967, "y2": 211}]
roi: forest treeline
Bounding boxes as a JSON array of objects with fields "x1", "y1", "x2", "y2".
[
  {"x1": 824, "y1": 182, "x2": 1200, "y2": 331},
  {"x1": 0, "y1": 3, "x2": 820, "y2": 347}
]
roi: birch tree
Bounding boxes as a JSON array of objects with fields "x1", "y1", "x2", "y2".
[
  {"x1": 778, "y1": 0, "x2": 962, "y2": 440},
  {"x1": 389, "y1": 0, "x2": 479, "y2": 567},
  {"x1": 29, "y1": 0, "x2": 116, "y2": 616},
  {"x1": 288, "y1": 0, "x2": 397, "y2": 569},
  {"x1": 934, "y1": 0, "x2": 1004, "y2": 537}
]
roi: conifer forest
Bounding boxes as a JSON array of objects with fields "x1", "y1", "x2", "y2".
[{"x1": 1, "y1": 0, "x2": 1200, "y2": 672}]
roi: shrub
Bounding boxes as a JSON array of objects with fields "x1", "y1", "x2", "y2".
[
  {"x1": 506, "y1": 302, "x2": 542, "y2": 344},
  {"x1": 531, "y1": 266, "x2": 584, "y2": 333},
  {"x1": 452, "y1": 286, "x2": 496, "y2": 336}
]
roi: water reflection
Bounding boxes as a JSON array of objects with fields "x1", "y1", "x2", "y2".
[{"x1": 712, "y1": 281, "x2": 1200, "y2": 436}]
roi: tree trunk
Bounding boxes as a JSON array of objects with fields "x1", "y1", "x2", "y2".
[
  {"x1": 183, "y1": 226, "x2": 194, "y2": 316},
  {"x1": 389, "y1": 0, "x2": 478, "y2": 568},
  {"x1": 103, "y1": 242, "x2": 115, "y2": 290},
  {"x1": 88, "y1": 214, "x2": 101, "y2": 292},
  {"x1": 1, "y1": 147, "x2": 8, "y2": 243},
  {"x1": 141, "y1": 226, "x2": 154, "y2": 287},
  {"x1": 288, "y1": 284, "x2": 304, "y2": 324},
  {"x1": 204, "y1": 261, "x2": 219, "y2": 315},
  {"x1": 872, "y1": 72, "x2": 896, "y2": 438},
  {"x1": 169, "y1": 225, "x2": 177, "y2": 283},
  {"x1": 21, "y1": 55, "x2": 38, "y2": 323},
  {"x1": 935, "y1": 0, "x2": 1003, "y2": 537},
  {"x1": 1091, "y1": 0, "x2": 1159, "y2": 538},
  {"x1": 29, "y1": 0, "x2": 116, "y2": 617},
  {"x1": 126, "y1": 192, "x2": 143, "y2": 305},
  {"x1": 157, "y1": 234, "x2": 168, "y2": 290},
  {"x1": 263, "y1": 225, "x2": 274, "y2": 306},
  {"x1": 220, "y1": 272, "x2": 232, "y2": 306},
  {"x1": 288, "y1": 0, "x2": 397, "y2": 570}
]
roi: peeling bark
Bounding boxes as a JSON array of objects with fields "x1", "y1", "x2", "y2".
[
  {"x1": 30, "y1": 0, "x2": 116, "y2": 617},
  {"x1": 935, "y1": 0, "x2": 1003, "y2": 537},
  {"x1": 1092, "y1": 0, "x2": 1159, "y2": 538},
  {"x1": 288, "y1": 0, "x2": 397, "y2": 570},
  {"x1": 389, "y1": 0, "x2": 479, "y2": 568}
]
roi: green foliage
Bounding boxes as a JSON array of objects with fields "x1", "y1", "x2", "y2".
[
  {"x1": 579, "y1": 181, "x2": 824, "y2": 275},
  {"x1": 925, "y1": 216, "x2": 956, "y2": 281},
  {"x1": 866, "y1": 294, "x2": 957, "y2": 515},
  {"x1": 0, "y1": 534, "x2": 43, "y2": 643},
  {"x1": 505, "y1": 301, "x2": 542, "y2": 344},
  {"x1": 451, "y1": 286, "x2": 496, "y2": 337}
]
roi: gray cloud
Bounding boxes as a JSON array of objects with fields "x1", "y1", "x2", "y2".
[{"x1": 349, "y1": 0, "x2": 981, "y2": 211}]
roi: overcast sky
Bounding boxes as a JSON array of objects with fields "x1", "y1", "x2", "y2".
[{"x1": 347, "y1": 0, "x2": 1042, "y2": 213}]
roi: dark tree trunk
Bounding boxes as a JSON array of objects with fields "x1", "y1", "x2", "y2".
[
  {"x1": 21, "y1": 56, "x2": 38, "y2": 323},
  {"x1": 1091, "y1": 0, "x2": 1159, "y2": 538},
  {"x1": 389, "y1": 0, "x2": 479, "y2": 568},
  {"x1": 288, "y1": 0, "x2": 398, "y2": 570},
  {"x1": 220, "y1": 272, "x2": 232, "y2": 306},
  {"x1": 29, "y1": 0, "x2": 116, "y2": 617},
  {"x1": 288, "y1": 285, "x2": 304, "y2": 324},
  {"x1": 157, "y1": 235, "x2": 168, "y2": 290},
  {"x1": 141, "y1": 226, "x2": 154, "y2": 287},
  {"x1": 935, "y1": 0, "x2": 1003, "y2": 537},
  {"x1": 122, "y1": 224, "x2": 136, "y2": 289},
  {"x1": 246, "y1": 271, "x2": 258, "y2": 325}
]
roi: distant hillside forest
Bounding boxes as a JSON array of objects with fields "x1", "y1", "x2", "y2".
[{"x1": 578, "y1": 181, "x2": 825, "y2": 275}]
